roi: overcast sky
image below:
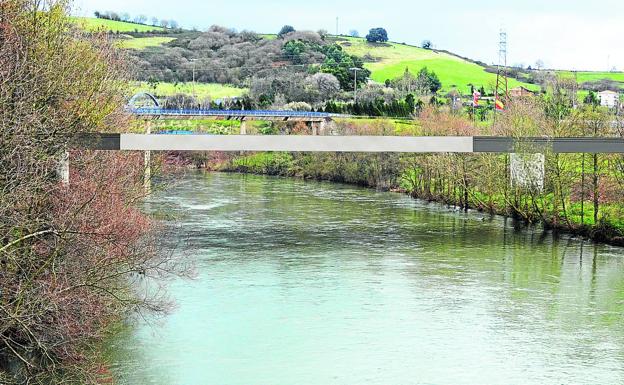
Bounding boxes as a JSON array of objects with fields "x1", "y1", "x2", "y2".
[{"x1": 72, "y1": 0, "x2": 623, "y2": 71}]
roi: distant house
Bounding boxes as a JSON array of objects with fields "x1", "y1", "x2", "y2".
[
  {"x1": 598, "y1": 90, "x2": 620, "y2": 108},
  {"x1": 509, "y1": 86, "x2": 536, "y2": 98}
]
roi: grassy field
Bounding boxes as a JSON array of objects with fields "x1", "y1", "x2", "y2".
[
  {"x1": 334, "y1": 117, "x2": 421, "y2": 136},
  {"x1": 70, "y1": 17, "x2": 164, "y2": 33},
  {"x1": 132, "y1": 82, "x2": 248, "y2": 99},
  {"x1": 116, "y1": 36, "x2": 176, "y2": 49},
  {"x1": 558, "y1": 71, "x2": 624, "y2": 89},
  {"x1": 334, "y1": 36, "x2": 537, "y2": 93}
]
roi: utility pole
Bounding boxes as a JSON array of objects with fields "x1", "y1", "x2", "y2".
[
  {"x1": 573, "y1": 70, "x2": 578, "y2": 109},
  {"x1": 336, "y1": 17, "x2": 339, "y2": 36},
  {"x1": 350, "y1": 67, "x2": 360, "y2": 103},
  {"x1": 190, "y1": 58, "x2": 197, "y2": 100}
]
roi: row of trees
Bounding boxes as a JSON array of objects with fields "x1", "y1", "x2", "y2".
[
  {"x1": 278, "y1": 25, "x2": 389, "y2": 43},
  {"x1": 323, "y1": 96, "x2": 423, "y2": 117},
  {"x1": 93, "y1": 10, "x2": 178, "y2": 29},
  {"x1": 402, "y1": 101, "x2": 623, "y2": 238}
]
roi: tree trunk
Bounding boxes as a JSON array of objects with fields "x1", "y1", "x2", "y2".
[
  {"x1": 593, "y1": 153, "x2": 599, "y2": 225},
  {"x1": 580, "y1": 153, "x2": 585, "y2": 225}
]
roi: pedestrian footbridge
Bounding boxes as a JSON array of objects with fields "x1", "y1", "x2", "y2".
[{"x1": 79, "y1": 134, "x2": 624, "y2": 154}]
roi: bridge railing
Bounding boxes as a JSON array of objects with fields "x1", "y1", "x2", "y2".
[{"x1": 131, "y1": 108, "x2": 343, "y2": 118}]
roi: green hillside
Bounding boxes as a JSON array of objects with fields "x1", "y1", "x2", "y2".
[
  {"x1": 132, "y1": 82, "x2": 247, "y2": 99},
  {"x1": 116, "y1": 36, "x2": 175, "y2": 49},
  {"x1": 335, "y1": 36, "x2": 537, "y2": 93},
  {"x1": 558, "y1": 71, "x2": 624, "y2": 89},
  {"x1": 70, "y1": 17, "x2": 164, "y2": 33}
]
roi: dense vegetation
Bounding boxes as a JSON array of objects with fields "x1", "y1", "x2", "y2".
[
  {"x1": 129, "y1": 27, "x2": 370, "y2": 107},
  {"x1": 1, "y1": 2, "x2": 183, "y2": 383},
  {"x1": 213, "y1": 86, "x2": 624, "y2": 245}
]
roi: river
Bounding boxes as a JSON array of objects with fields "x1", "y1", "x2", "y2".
[{"x1": 107, "y1": 171, "x2": 624, "y2": 385}]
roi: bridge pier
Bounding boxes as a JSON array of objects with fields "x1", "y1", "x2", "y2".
[
  {"x1": 58, "y1": 151, "x2": 69, "y2": 185},
  {"x1": 310, "y1": 119, "x2": 329, "y2": 136},
  {"x1": 311, "y1": 122, "x2": 318, "y2": 136},
  {"x1": 144, "y1": 120, "x2": 151, "y2": 194},
  {"x1": 509, "y1": 152, "x2": 545, "y2": 192},
  {"x1": 240, "y1": 120, "x2": 247, "y2": 135}
]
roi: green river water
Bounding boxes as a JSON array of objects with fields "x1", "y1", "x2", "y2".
[{"x1": 107, "y1": 171, "x2": 624, "y2": 385}]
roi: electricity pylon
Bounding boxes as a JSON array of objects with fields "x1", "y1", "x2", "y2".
[{"x1": 494, "y1": 29, "x2": 509, "y2": 113}]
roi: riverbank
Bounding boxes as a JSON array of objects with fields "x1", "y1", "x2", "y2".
[{"x1": 192, "y1": 150, "x2": 624, "y2": 247}]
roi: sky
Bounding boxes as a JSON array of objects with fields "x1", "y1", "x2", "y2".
[{"x1": 72, "y1": 0, "x2": 624, "y2": 71}]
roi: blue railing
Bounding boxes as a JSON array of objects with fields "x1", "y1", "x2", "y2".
[{"x1": 131, "y1": 108, "x2": 342, "y2": 118}]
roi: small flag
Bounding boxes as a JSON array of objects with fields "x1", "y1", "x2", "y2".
[
  {"x1": 495, "y1": 98, "x2": 505, "y2": 110},
  {"x1": 473, "y1": 91, "x2": 481, "y2": 107}
]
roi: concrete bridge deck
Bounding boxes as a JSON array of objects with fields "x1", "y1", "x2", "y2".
[{"x1": 78, "y1": 134, "x2": 624, "y2": 154}]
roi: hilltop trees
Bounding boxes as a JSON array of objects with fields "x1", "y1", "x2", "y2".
[
  {"x1": 366, "y1": 27, "x2": 388, "y2": 43},
  {"x1": 278, "y1": 25, "x2": 296, "y2": 38},
  {"x1": 134, "y1": 14, "x2": 148, "y2": 24}
]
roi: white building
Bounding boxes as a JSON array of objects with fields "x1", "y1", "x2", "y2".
[{"x1": 598, "y1": 90, "x2": 620, "y2": 108}]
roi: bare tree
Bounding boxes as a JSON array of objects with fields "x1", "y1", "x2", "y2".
[
  {"x1": 0, "y1": 1, "x2": 188, "y2": 383},
  {"x1": 535, "y1": 59, "x2": 545, "y2": 70}
]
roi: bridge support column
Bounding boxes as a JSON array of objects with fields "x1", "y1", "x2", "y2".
[
  {"x1": 144, "y1": 121, "x2": 151, "y2": 194},
  {"x1": 58, "y1": 151, "x2": 69, "y2": 185},
  {"x1": 320, "y1": 119, "x2": 328, "y2": 135},
  {"x1": 509, "y1": 152, "x2": 545, "y2": 192},
  {"x1": 311, "y1": 122, "x2": 319, "y2": 136},
  {"x1": 240, "y1": 120, "x2": 247, "y2": 135}
]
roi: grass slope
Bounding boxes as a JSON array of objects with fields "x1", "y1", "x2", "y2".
[
  {"x1": 116, "y1": 37, "x2": 176, "y2": 49},
  {"x1": 71, "y1": 17, "x2": 164, "y2": 33},
  {"x1": 132, "y1": 82, "x2": 248, "y2": 99},
  {"x1": 558, "y1": 71, "x2": 624, "y2": 89},
  {"x1": 335, "y1": 36, "x2": 536, "y2": 93}
]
